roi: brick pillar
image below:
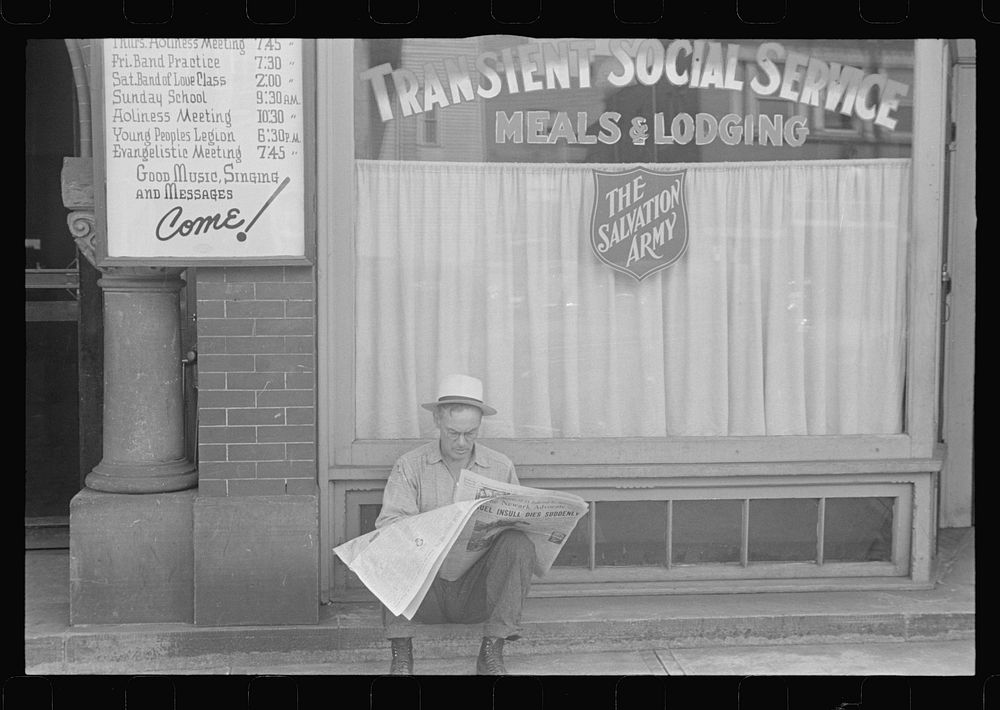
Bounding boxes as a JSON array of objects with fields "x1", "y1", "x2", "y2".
[{"x1": 192, "y1": 265, "x2": 319, "y2": 625}]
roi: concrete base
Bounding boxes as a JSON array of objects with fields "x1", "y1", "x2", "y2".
[
  {"x1": 69, "y1": 488, "x2": 195, "y2": 625},
  {"x1": 193, "y1": 495, "x2": 319, "y2": 626}
]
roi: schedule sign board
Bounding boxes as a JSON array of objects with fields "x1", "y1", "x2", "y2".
[{"x1": 96, "y1": 38, "x2": 311, "y2": 263}]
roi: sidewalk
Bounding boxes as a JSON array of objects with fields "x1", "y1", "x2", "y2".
[
  {"x1": 146, "y1": 639, "x2": 972, "y2": 675},
  {"x1": 23, "y1": 528, "x2": 974, "y2": 675}
]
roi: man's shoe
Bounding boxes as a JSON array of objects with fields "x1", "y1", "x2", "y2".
[
  {"x1": 389, "y1": 638, "x2": 413, "y2": 675},
  {"x1": 476, "y1": 636, "x2": 507, "y2": 675}
]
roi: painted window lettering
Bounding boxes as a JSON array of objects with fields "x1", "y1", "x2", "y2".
[{"x1": 362, "y1": 39, "x2": 909, "y2": 132}]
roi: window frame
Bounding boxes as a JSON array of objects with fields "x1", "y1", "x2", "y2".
[
  {"x1": 329, "y1": 471, "x2": 934, "y2": 595},
  {"x1": 317, "y1": 39, "x2": 949, "y2": 595},
  {"x1": 324, "y1": 39, "x2": 945, "y2": 469}
]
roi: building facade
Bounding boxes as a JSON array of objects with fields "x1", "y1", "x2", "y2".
[{"x1": 24, "y1": 37, "x2": 976, "y2": 625}]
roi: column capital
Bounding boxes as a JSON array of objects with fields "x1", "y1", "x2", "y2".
[{"x1": 62, "y1": 156, "x2": 98, "y2": 267}]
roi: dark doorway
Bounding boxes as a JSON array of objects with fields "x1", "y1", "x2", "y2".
[{"x1": 25, "y1": 39, "x2": 80, "y2": 548}]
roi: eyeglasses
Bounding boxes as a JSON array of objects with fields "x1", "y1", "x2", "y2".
[{"x1": 444, "y1": 428, "x2": 479, "y2": 442}]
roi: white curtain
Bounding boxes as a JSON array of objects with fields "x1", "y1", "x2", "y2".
[{"x1": 354, "y1": 158, "x2": 909, "y2": 439}]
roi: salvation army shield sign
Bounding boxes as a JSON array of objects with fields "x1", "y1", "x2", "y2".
[{"x1": 590, "y1": 167, "x2": 689, "y2": 281}]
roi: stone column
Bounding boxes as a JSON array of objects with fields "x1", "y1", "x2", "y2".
[
  {"x1": 84, "y1": 268, "x2": 197, "y2": 493},
  {"x1": 70, "y1": 266, "x2": 198, "y2": 624},
  {"x1": 62, "y1": 42, "x2": 197, "y2": 624}
]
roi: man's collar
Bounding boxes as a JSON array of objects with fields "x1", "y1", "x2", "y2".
[
  {"x1": 427, "y1": 442, "x2": 443, "y2": 464},
  {"x1": 429, "y1": 441, "x2": 484, "y2": 467}
]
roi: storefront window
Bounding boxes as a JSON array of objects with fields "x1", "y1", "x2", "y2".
[
  {"x1": 823, "y1": 497, "x2": 893, "y2": 562},
  {"x1": 748, "y1": 498, "x2": 819, "y2": 562},
  {"x1": 594, "y1": 501, "x2": 668, "y2": 566},
  {"x1": 553, "y1": 508, "x2": 591, "y2": 567},
  {"x1": 543, "y1": 494, "x2": 895, "y2": 571},
  {"x1": 352, "y1": 38, "x2": 914, "y2": 441},
  {"x1": 672, "y1": 499, "x2": 742, "y2": 565}
]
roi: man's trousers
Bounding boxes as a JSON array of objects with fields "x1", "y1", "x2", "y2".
[{"x1": 383, "y1": 529, "x2": 536, "y2": 640}]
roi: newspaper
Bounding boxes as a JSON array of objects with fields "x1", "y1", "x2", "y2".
[{"x1": 333, "y1": 469, "x2": 589, "y2": 618}]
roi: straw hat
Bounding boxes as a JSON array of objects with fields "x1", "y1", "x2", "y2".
[{"x1": 420, "y1": 374, "x2": 497, "y2": 416}]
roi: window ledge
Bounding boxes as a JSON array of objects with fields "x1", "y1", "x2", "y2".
[{"x1": 328, "y1": 456, "x2": 942, "y2": 481}]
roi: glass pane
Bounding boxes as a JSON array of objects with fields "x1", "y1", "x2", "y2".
[
  {"x1": 749, "y1": 499, "x2": 818, "y2": 562},
  {"x1": 353, "y1": 39, "x2": 914, "y2": 440},
  {"x1": 552, "y1": 507, "x2": 591, "y2": 567},
  {"x1": 824, "y1": 497, "x2": 893, "y2": 562},
  {"x1": 593, "y1": 501, "x2": 667, "y2": 566},
  {"x1": 892, "y1": 104, "x2": 914, "y2": 133},
  {"x1": 824, "y1": 109, "x2": 857, "y2": 131},
  {"x1": 359, "y1": 503, "x2": 382, "y2": 535},
  {"x1": 356, "y1": 39, "x2": 914, "y2": 164},
  {"x1": 672, "y1": 500, "x2": 742, "y2": 564}
]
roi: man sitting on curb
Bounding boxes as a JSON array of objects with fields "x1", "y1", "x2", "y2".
[{"x1": 375, "y1": 374, "x2": 536, "y2": 676}]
